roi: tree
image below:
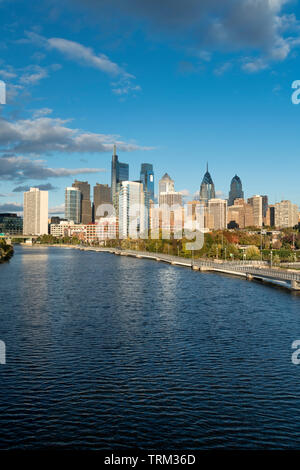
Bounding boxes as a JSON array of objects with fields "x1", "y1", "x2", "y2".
[{"x1": 246, "y1": 245, "x2": 260, "y2": 260}]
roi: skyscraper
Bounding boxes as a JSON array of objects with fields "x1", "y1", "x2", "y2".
[
  {"x1": 208, "y1": 198, "x2": 227, "y2": 230},
  {"x1": 93, "y1": 183, "x2": 111, "y2": 220},
  {"x1": 200, "y1": 164, "x2": 215, "y2": 206},
  {"x1": 111, "y1": 145, "x2": 129, "y2": 210},
  {"x1": 140, "y1": 163, "x2": 154, "y2": 202},
  {"x1": 65, "y1": 187, "x2": 81, "y2": 223},
  {"x1": 274, "y1": 200, "x2": 299, "y2": 228},
  {"x1": 119, "y1": 181, "x2": 146, "y2": 239},
  {"x1": 72, "y1": 180, "x2": 92, "y2": 224},
  {"x1": 247, "y1": 195, "x2": 263, "y2": 227},
  {"x1": 228, "y1": 175, "x2": 244, "y2": 206},
  {"x1": 158, "y1": 173, "x2": 174, "y2": 197},
  {"x1": 23, "y1": 187, "x2": 48, "y2": 235}
]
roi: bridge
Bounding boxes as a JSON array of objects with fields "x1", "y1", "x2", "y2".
[
  {"x1": 80, "y1": 247, "x2": 300, "y2": 292},
  {"x1": 0, "y1": 234, "x2": 39, "y2": 244}
]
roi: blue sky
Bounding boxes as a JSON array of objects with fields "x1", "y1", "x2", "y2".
[{"x1": 0, "y1": 0, "x2": 300, "y2": 214}]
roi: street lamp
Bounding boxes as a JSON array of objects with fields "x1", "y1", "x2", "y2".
[{"x1": 270, "y1": 249, "x2": 273, "y2": 268}]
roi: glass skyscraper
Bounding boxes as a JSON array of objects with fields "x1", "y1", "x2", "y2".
[
  {"x1": 111, "y1": 145, "x2": 129, "y2": 210},
  {"x1": 199, "y1": 165, "x2": 216, "y2": 206},
  {"x1": 140, "y1": 163, "x2": 154, "y2": 203},
  {"x1": 228, "y1": 175, "x2": 244, "y2": 206},
  {"x1": 65, "y1": 187, "x2": 81, "y2": 223}
]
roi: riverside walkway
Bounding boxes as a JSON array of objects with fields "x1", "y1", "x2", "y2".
[{"x1": 79, "y1": 246, "x2": 300, "y2": 292}]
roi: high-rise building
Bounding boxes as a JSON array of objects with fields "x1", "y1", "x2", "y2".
[
  {"x1": 0, "y1": 213, "x2": 23, "y2": 235},
  {"x1": 158, "y1": 173, "x2": 174, "y2": 197},
  {"x1": 274, "y1": 200, "x2": 299, "y2": 228},
  {"x1": 227, "y1": 199, "x2": 254, "y2": 229},
  {"x1": 159, "y1": 192, "x2": 183, "y2": 207},
  {"x1": 200, "y1": 164, "x2": 216, "y2": 206},
  {"x1": 262, "y1": 195, "x2": 269, "y2": 219},
  {"x1": 72, "y1": 180, "x2": 92, "y2": 224},
  {"x1": 111, "y1": 145, "x2": 129, "y2": 210},
  {"x1": 140, "y1": 164, "x2": 154, "y2": 203},
  {"x1": 65, "y1": 187, "x2": 81, "y2": 223},
  {"x1": 119, "y1": 181, "x2": 146, "y2": 239},
  {"x1": 208, "y1": 198, "x2": 227, "y2": 230},
  {"x1": 23, "y1": 187, "x2": 48, "y2": 235},
  {"x1": 247, "y1": 195, "x2": 263, "y2": 227},
  {"x1": 228, "y1": 175, "x2": 244, "y2": 206},
  {"x1": 93, "y1": 183, "x2": 111, "y2": 220}
]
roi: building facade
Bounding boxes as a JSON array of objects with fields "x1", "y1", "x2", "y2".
[
  {"x1": 274, "y1": 200, "x2": 299, "y2": 228},
  {"x1": 93, "y1": 183, "x2": 112, "y2": 220},
  {"x1": 208, "y1": 198, "x2": 227, "y2": 230},
  {"x1": 140, "y1": 163, "x2": 154, "y2": 203},
  {"x1": 248, "y1": 195, "x2": 263, "y2": 227},
  {"x1": 72, "y1": 180, "x2": 92, "y2": 224},
  {"x1": 65, "y1": 187, "x2": 81, "y2": 224},
  {"x1": 158, "y1": 173, "x2": 174, "y2": 197},
  {"x1": 200, "y1": 165, "x2": 216, "y2": 206},
  {"x1": 23, "y1": 188, "x2": 48, "y2": 235},
  {"x1": 119, "y1": 181, "x2": 146, "y2": 239},
  {"x1": 0, "y1": 213, "x2": 23, "y2": 235},
  {"x1": 111, "y1": 145, "x2": 129, "y2": 211},
  {"x1": 228, "y1": 175, "x2": 244, "y2": 206}
]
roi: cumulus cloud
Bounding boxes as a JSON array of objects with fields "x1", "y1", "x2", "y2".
[
  {"x1": 13, "y1": 183, "x2": 58, "y2": 192},
  {"x1": 0, "y1": 202, "x2": 23, "y2": 212},
  {"x1": 0, "y1": 154, "x2": 105, "y2": 182},
  {"x1": 73, "y1": 0, "x2": 300, "y2": 69},
  {"x1": 0, "y1": 115, "x2": 153, "y2": 154}
]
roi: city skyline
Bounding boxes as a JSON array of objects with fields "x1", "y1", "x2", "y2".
[{"x1": 0, "y1": 1, "x2": 300, "y2": 215}]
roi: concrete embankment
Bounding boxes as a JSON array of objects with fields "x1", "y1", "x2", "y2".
[{"x1": 25, "y1": 244, "x2": 300, "y2": 293}]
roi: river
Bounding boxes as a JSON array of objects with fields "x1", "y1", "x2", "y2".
[{"x1": 0, "y1": 245, "x2": 300, "y2": 450}]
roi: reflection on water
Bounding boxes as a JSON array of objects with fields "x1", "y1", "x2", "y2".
[{"x1": 0, "y1": 245, "x2": 300, "y2": 450}]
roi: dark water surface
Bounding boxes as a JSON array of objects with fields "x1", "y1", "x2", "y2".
[{"x1": 1, "y1": 245, "x2": 300, "y2": 450}]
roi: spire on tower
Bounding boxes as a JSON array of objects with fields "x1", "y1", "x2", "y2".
[{"x1": 113, "y1": 144, "x2": 117, "y2": 156}]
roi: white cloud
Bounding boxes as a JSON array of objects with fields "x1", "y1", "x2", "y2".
[
  {"x1": 25, "y1": 32, "x2": 140, "y2": 95},
  {"x1": 242, "y1": 58, "x2": 269, "y2": 73},
  {"x1": 0, "y1": 154, "x2": 105, "y2": 182},
  {"x1": 0, "y1": 115, "x2": 153, "y2": 154}
]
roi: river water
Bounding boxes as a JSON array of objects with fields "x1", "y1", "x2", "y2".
[{"x1": 0, "y1": 245, "x2": 300, "y2": 450}]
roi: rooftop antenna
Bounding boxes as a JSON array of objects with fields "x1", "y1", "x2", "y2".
[
  {"x1": 206, "y1": 162, "x2": 208, "y2": 172},
  {"x1": 113, "y1": 144, "x2": 117, "y2": 156}
]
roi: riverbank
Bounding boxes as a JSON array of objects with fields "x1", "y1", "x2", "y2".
[
  {"x1": 0, "y1": 241, "x2": 13, "y2": 263},
  {"x1": 28, "y1": 243, "x2": 300, "y2": 293}
]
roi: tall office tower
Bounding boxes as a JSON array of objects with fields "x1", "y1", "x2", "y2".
[
  {"x1": 266, "y1": 205, "x2": 275, "y2": 227},
  {"x1": 199, "y1": 164, "x2": 216, "y2": 206},
  {"x1": 140, "y1": 163, "x2": 154, "y2": 202},
  {"x1": 208, "y1": 198, "x2": 227, "y2": 230},
  {"x1": 72, "y1": 180, "x2": 92, "y2": 224},
  {"x1": 65, "y1": 187, "x2": 81, "y2": 223},
  {"x1": 158, "y1": 173, "x2": 174, "y2": 197},
  {"x1": 262, "y1": 195, "x2": 269, "y2": 218},
  {"x1": 159, "y1": 191, "x2": 183, "y2": 207},
  {"x1": 23, "y1": 187, "x2": 48, "y2": 235},
  {"x1": 227, "y1": 199, "x2": 254, "y2": 229},
  {"x1": 93, "y1": 183, "x2": 111, "y2": 220},
  {"x1": 274, "y1": 200, "x2": 299, "y2": 228},
  {"x1": 111, "y1": 145, "x2": 129, "y2": 211},
  {"x1": 119, "y1": 181, "x2": 146, "y2": 239},
  {"x1": 247, "y1": 195, "x2": 263, "y2": 227},
  {"x1": 228, "y1": 175, "x2": 244, "y2": 206}
]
